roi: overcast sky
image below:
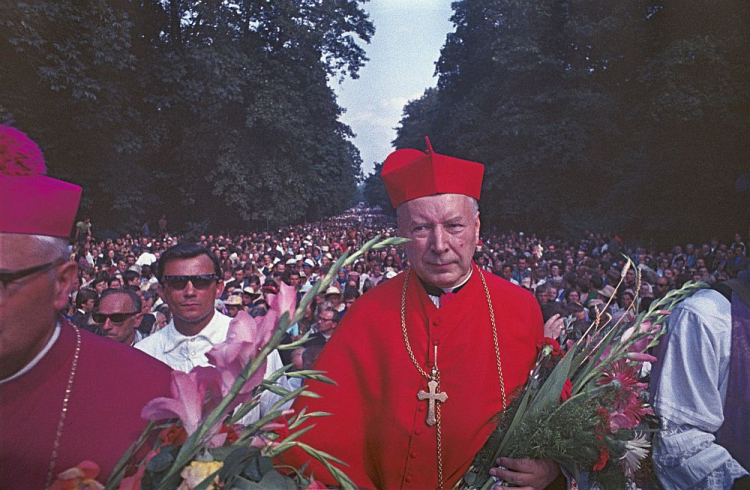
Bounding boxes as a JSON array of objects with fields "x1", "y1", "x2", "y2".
[{"x1": 332, "y1": 0, "x2": 455, "y2": 177}]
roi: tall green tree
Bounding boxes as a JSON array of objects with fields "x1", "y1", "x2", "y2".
[{"x1": 1, "y1": 0, "x2": 373, "y2": 233}]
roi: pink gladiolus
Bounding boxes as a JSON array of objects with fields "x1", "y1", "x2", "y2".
[
  {"x1": 257, "y1": 282, "x2": 297, "y2": 347},
  {"x1": 205, "y1": 311, "x2": 267, "y2": 404},
  {"x1": 626, "y1": 352, "x2": 657, "y2": 363},
  {"x1": 141, "y1": 369, "x2": 221, "y2": 435}
]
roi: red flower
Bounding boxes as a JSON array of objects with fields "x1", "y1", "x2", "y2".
[
  {"x1": 592, "y1": 445, "x2": 610, "y2": 472},
  {"x1": 219, "y1": 423, "x2": 240, "y2": 445},
  {"x1": 537, "y1": 337, "x2": 562, "y2": 357},
  {"x1": 158, "y1": 424, "x2": 188, "y2": 447},
  {"x1": 559, "y1": 379, "x2": 573, "y2": 402}
]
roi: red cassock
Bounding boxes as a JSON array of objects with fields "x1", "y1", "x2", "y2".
[
  {"x1": 283, "y1": 264, "x2": 542, "y2": 489},
  {"x1": 0, "y1": 320, "x2": 173, "y2": 489}
]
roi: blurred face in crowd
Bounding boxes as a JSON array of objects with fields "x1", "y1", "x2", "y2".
[
  {"x1": 398, "y1": 194, "x2": 480, "y2": 289},
  {"x1": 82, "y1": 296, "x2": 96, "y2": 313},
  {"x1": 97, "y1": 292, "x2": 142, "y2": 345},
  {"x1": 109, "y1": 278, "x2": 122, "y2": 289},
  {"x1": 317, "y1": 309, "x2": 338, "y2": 335},
  {"x1": 0, "y1": 234, "x2": 77, "y2": 379},
  {"x1": 159, "y1": 254, "x2": 223, "y2": 336}
]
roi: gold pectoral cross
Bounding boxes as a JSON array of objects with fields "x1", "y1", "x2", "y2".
[{"x1": 417, "y1": 377, "x2": 448, "y2": 426}]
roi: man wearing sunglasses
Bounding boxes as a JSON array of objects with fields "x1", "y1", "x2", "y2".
[
  {"x1": 95, "y1": 288, "x2": 145, "y2": 346},
  {"x1": 136, "y1": 242, "x2": 292, "y2": 421},
  {"x1": 0, "y1": 126, "x2": 173, "y2": 489},
  {"x1": 136, "y1": 243, "x2": 230, "y2": 372}
]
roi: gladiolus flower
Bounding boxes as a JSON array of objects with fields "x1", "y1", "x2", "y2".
[
  {"x1": 141, "y1": 369, "x2": 222, "y2": 435},
  {"x1": 50, "y1": 461, "x2": 103, "y2": 490},
  {"x1": 626, "y1": 352, "x2": 657, "y2": 363}
]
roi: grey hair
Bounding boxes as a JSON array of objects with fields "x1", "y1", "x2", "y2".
[
  {"x1": 396, "y1": 195, "x2": 480, "y2": 222},
  {"x1": 27, "y1": 235, "x2": 71, "y2": 261}
]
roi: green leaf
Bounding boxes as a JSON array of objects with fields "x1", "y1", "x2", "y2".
[{"x1": 145, "y1": 451, "x2": 173, "y2": 473}]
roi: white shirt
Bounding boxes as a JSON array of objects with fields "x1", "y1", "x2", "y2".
[
  {"x1": 651, "y1": 289, "x2": 748, "y2": 489},
  {"x1": 135, "y1": 251, "x2": 157, "y2": 266},
  {"x1": 136, "y1": 311, "x2": 292, "y2": 421}
]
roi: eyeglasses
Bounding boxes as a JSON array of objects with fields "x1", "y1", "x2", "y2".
[
  {"x1": 92, "y1": 311, "x2": 139, "y2": 324},
  {"x1": 657, "y1": 283, "x2": 669, "y2": 288},
  {"x1": 162, "y1": 274, "x2": 219, "y2": 290},
  {"x1": 0, "y1": 259, "x2": 64, "y2": 289}
]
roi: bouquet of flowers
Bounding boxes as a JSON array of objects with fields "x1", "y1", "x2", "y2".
[
  {"x1": 458, "y1": 260, "x2": 705, "y2": 490},
  {"x1": 51, "y1": 235, "x2": 406, "y2": 490}
]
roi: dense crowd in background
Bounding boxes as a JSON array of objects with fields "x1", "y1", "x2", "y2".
[{"x1": 66, "y1": 205, "x2": 749, "y2": 352}]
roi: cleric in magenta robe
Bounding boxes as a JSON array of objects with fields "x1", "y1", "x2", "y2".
[
  {"x1": 0, "y1": 126, "x2": 173, "y2": 489},
  {"x1": 281, "y1": 138, "x2": 558, "y2": 489}
]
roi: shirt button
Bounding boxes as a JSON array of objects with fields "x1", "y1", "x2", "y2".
[
  {"x1": 410, "y1": 452, "x2": 417, "y2": 459},
  {"x1": 418, "y1": 405, "x2": 425, "y2": 412},
  {"x1": 405, "y1": 476, "x2": 413, "y2": 483},
  {"x1": 433, "y1": 339, "x2": 440, "y2": 346},
  {"x1": 431, "y1": 320, "x2": 439, "y2": 327},
  {"x1": 415, "y1": 428, "x2": 423, "y2": 435}
]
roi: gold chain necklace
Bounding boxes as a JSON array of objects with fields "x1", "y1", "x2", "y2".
[
  {"x1": 45, "y1": 325, "x2": 82, "y2": 490},
  {"x1": 400, "y1": 269, "x2": 506, "y2": 490}
]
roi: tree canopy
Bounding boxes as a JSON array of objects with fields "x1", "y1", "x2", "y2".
[
  {"x1": 371, "y1": 0, "x2": 749, "y2": 245},
  {"x1": 1, "y1": 0, "x2": 373, "y2": 233}
]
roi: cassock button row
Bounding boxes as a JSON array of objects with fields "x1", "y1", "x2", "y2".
[
  {"x1": 410, "y1": 451, "x2": 417, "y2": 459},
  {"x1": 431, "y1": 320, "x2": 439, "y2": 327},
  {"x1": 415, "y1": 428, "x2": 423, "y2": 435},
  {"x1": 405, "y1": 476, "x2": 413, "y2": 483},
  {"x1": 433, "y1": 339, "x2": 440, "y2": 346},
  {"x1": 418, "y1": 405, "x2": 425, "y2": 412}
]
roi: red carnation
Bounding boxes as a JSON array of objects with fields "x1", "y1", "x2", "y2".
[
  {"x1": 537, "y1": 337, "x2": 562, "y2": 357},
  {"x1": 592, "y1": 445, "x2": 610, "y2": 472}
]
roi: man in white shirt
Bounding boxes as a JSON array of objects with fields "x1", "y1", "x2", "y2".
[{"x1": 136, "y1": 243, "x2": 290, "y2": 419}]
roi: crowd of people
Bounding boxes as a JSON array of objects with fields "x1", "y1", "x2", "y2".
[
  {"x1": 3, "y1": 125, "x2": 748, "y2": 489},
  {"x1": 66, "y1": 210, "x2": 748, "y2": 355}
]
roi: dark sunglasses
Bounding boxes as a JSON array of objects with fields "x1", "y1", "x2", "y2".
[
  {"x1": 0, "y1": 259, "x2": 64, "y2": 289},
  {"x1": 93, "y1": 312, "x2": 139, "y2": 324},
  {"x1": 162, "y1": 274, "x2": 219, "y2": 290}
]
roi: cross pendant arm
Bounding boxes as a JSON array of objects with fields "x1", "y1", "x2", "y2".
[{"x1": 417, "y1": 379, "x2": 448, "y2": 426}]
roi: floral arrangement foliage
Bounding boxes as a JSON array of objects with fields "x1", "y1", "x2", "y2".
[
  {"x1": 458, "y1": 260, "x2": 706, "y2": 489},
  {"x1": 52, "y1": 235, "x2": 406, "y2": 490}
]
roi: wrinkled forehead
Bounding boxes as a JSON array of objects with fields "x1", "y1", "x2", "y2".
[{"x1": 397, "y1": 193, "x2": 477, "y2": 225}]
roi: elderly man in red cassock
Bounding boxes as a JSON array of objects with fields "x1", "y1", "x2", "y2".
[
  {"x1": 283, "y1": 138, "x2": 561, "y2": 489},
  {"x1": 0, "y1": 126, "x2": 173, "y2": 489}
]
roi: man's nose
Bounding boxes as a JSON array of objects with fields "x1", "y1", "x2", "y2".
[
  {"x1": 183, "y1": 280, "x2": 197, "y2": 295},
  {"x1": 430, "y1": 227, "x2": 450, "y2": 253}
]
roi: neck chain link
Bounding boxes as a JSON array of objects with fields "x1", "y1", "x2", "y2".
[
  {"x1": 400, "y1": 269, "x2": 506, "y2": 490},
  {"x1": 45, "y1": 325, "x2": 82, "y2": 490}
]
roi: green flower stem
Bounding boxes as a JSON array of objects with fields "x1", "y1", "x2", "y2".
[{"x1": 150, "y1": 235, "x2": 406, "y2": 489}]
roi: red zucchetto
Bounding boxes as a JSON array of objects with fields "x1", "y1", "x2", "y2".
[
  {"x1": 381, "y1": 136, "x2": 484, "y2": 208},
  {"x1": 0, "y1": 126, "x2": 81, "y2": 238}
]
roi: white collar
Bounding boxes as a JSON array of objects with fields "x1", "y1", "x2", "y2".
[{"x1": 162, "y1": 311, "x2": 229, "y2": 353}]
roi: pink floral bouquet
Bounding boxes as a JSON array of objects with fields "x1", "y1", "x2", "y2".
[
  {"x1": 458, "y1": 261, "x2": 706, "y2": 489},
  {"x1": 51, "y1": 235, "x2": 406, "y2": 490}
]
